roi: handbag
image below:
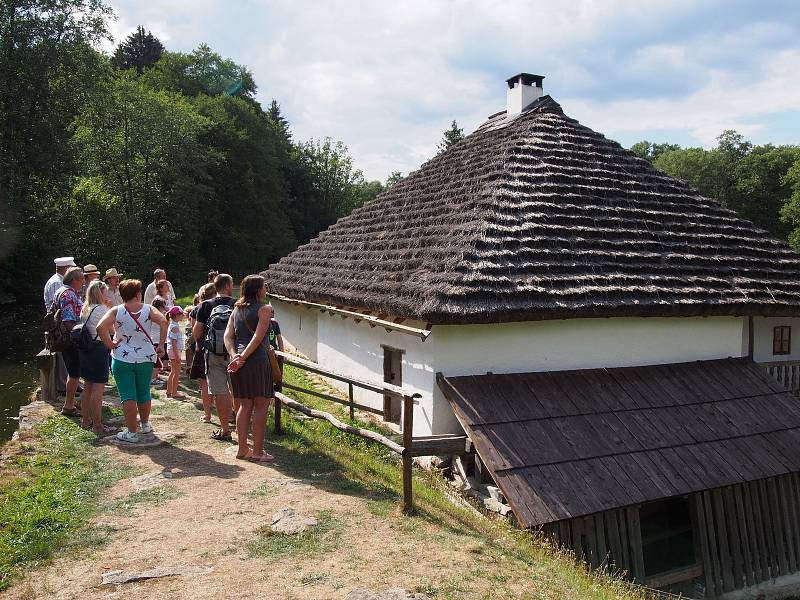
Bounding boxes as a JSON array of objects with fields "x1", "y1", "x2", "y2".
[
  {"x1": 43, "y1": 290, "x2": 73, "y2": 352},
  {"x1": 71, "y1": 305, "x2": 102, "y2": 351},
  {"x1": 128, "y1": 307, "x2": 163, "y2": 369},
  {"x1": 240, "y1": 306, "x2": 283, "y2": 385}
]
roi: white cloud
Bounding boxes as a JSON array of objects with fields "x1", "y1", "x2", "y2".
[{"x1": 106, "y1": 0, "x2": 800, "y2": 178}]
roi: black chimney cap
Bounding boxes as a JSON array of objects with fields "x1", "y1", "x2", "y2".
[{"x1": 506, "y1": 73, "x2": 545, "y2": 89}]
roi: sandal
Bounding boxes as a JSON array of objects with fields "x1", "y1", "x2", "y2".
[
  {"x1": 61, "y1": 407, "x2": 81, "y2": 417},
  {"x1": 172, "y1": 391, "x2": 187, "y2": 399},
  {"x1": 248, "y1": 453, "x2": 275, "y2": 463},
  {"x1": 210, "y1": 429, "x2": 232, "y2": 442},
  {"x1": 236, "y1": 449, "x2": 253, "y2": 460},
  {"x1": 200, "y1": 415, "x2": 212, "y2": 423}
]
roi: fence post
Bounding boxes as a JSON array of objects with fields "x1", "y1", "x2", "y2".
[
  {"x1": 348, "y1": 382, "x2": 354, "y2": 420},
  {"x1": 402, "y1": 394, "x2": 414, "y2": 514},
  {"x1": 36, "y1": 348, "x2": 56, "y2": 404}
]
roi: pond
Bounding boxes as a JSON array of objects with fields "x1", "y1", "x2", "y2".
[{"x1": 0, "y1": 307, "x2": 41, "y2": 442}]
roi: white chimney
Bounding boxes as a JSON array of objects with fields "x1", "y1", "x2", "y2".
[{"x1": 506, "y1": 73, "x2": 544, "y2": 116}]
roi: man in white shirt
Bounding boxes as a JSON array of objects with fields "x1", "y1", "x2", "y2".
[
  {"x1": 43, "y1": 256, "x2": 76, "y2": 395},
  {"x1": 44, "y1": 256, "x2": 75, "y2": 310},
  {"x1": 143, "y1": 268, "x2": 176, "y2": 304}
]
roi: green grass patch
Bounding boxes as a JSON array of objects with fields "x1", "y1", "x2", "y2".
[
  {"x1": 104, "y1": 486, "x2": 183, "y2": 512},
  {"x1": 0, "y1": 416, "x2": 133, "y2": 590},
  {"x1": 247, "y1": 510, "x2": 342, "y2": 558}
]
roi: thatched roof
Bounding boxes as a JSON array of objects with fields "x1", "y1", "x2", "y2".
[{"x1": 266, "y1": 96, "x2": 800, "y2": 324}]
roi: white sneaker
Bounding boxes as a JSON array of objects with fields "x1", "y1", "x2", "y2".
[
  {"x1": 115, "y1": 430, "x2": 139, "y2": 443},
  {"x1": 139, "y1": 421, "x2": 154, "y2": 434}
]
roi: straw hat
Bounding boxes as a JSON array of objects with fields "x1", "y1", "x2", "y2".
[
  {"x1": 83, "y1": 264, "x2": 100, "y2": 275},
  {"x1": 103, "y1": 267, "x2": 123, "y2": 280}
]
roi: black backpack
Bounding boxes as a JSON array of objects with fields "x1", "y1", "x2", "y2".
[
  {"x1": 205, "y1": 302, "x2": 233, "y2": 356},
  {"x1": 42, "y1": 290, "x2": 72, "y2": 352},
  {"x1": 70, "y1": 305, "x2": 102, "y2": 351}
]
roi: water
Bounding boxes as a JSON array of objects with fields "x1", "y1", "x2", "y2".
[{"x1": 0, "y1": 308, "x2": 41, "y2": 441}]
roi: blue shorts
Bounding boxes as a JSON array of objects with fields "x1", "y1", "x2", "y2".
[
  {"x1": 79, "y1": 344, "x2": 110, "y2": 384},
  {"x1": 111, "y1": 359, "x2": 152, "y2": 404}
]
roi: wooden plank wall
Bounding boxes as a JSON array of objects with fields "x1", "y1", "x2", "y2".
[
  {"x1": 542, "y1": 474, "x2": 800, "y2": 599},
  {"x1": 695, "y1": 474, "x2": 800, "y2": 598},
  {"x1": 541, "y1": 507, "x2": 645, "y2": 581}
]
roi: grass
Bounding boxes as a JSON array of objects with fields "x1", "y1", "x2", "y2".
[
  {"x1": 104, "y1": 486, "x2": 183, "y2": 512},
  {"x1": 0, "y1": 416, "x2": 132, "y2": 590},
  {"x1": 246, "y1": 509, "x2": 342, "y2": 558},
  {"x1": 274, "y1": 366, "x2": 653, "y2": 600}
]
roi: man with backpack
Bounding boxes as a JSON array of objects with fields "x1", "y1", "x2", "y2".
[
  {"x1": 51, "y1": 267, "x2": 84, "y2": 416},
  {"x1": 192, "y1": 273, "x2": 236, "y2": 441}
]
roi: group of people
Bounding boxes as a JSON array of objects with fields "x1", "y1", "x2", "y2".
[{"x1": 43, "y1": 257, "x2": 283, "y2": 462}]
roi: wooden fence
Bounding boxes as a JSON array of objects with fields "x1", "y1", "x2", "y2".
[
  {"x1": 273, "y1": 350, "x2": 466, "y2": 513},
  {"x1": 760, "y1": 360, "x2": 800, "y2": 396}
]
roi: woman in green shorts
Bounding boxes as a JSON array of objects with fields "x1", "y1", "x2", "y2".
[{"x1": 96, "y1": 279, "x2": 168, "y2": 443}]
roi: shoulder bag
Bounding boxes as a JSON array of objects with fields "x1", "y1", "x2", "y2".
[{"x1": 240, "y1": 306, "x2": 283, "y2": 385}]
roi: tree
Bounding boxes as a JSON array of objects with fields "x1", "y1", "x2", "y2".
[
  {"x1": 144, "y1": 45, "x2": 256, "y2": 99},
  {"x1": 70, "y1": 72, "x2": 212, "y2": 274},
  {"x1": 630, "y1": 141, "x2": 680, "y2": 162},
  {"x1": 386, "y1": 171, "x2": 403, "y2": 188},
  {"x1": 0, "y1": 0, "x2": 113, "y2": 303},
  {"x1": 437, "y1": 120, "x2": 464, "y2": 155},
  {"x1": 294, "y1": 138, "x2": 367, "y2": 233},
  {"x1": 110, "y1": 25, "x2": 164, "y2": 72}
]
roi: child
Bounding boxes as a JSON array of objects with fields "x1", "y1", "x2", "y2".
[
  {"x1": 156, "y1": 279, "x2": 174, "y2": 309},
  {"x1": 185, "y1": 297, "x2": 198, "y2": 375},
  {"x1": 150, "y1": 296, "x2": 168, "y2": 386},
  {"x1": 166, "y1": 305, "x2": 186, "y2": 399}
]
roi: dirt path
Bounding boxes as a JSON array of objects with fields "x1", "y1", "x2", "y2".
[{"x1": 6, "y1": 383, "x2": 543, "y2": 600}]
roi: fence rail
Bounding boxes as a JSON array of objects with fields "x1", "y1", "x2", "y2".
[{"x1": 759, "y1": 360, "x2": 800, "y2": 396}]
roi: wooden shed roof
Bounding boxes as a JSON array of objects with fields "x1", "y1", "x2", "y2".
[
  {"x1": 438, "y1": 358, "x2": 800, "y2": 527},
  {"x1": 266, "y1": 96, "x2": 800, "y2": 324}
]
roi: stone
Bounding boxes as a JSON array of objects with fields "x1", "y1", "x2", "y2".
[
  {"x1": 270, "y1": 508, "x2": 318, "y2": 534},
  {"x1": 101, "y1": 565, "x2": 213, "y2": 585},
  {"x1": 131, "y1": 470, "x2": 173, "y2": 491},
  {"x1": 346, "y1": 590, "x2": 430, "y2": 600}
]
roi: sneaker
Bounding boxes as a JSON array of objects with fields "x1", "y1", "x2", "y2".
[
  {"x1": 139, "y1": 421, "x2": 154, "y2": 434},
  {"x1": 115, "y1": 430, "x2": 139, "y2": 443},
  {"x1": 151, "y1": 378, "x2": 164, "y2": 387}
]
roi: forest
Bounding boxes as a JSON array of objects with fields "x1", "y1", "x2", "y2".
[
  {"x1": 3, "y1": 0, "x2": 800, "y2": 309},
  {"x1": 0, "y1": 0, "x2": 403, "y2": 306}
]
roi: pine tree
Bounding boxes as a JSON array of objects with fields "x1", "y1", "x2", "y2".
[
  {"x1": 267, "y1": 99, "x2": 291, "y2": 142},
  {"x1": 111, "y1": 26, "x2": 164, "y2": 73},
  {"x1": 437, "y1": 120, "x2": 464, "y2": 155}
]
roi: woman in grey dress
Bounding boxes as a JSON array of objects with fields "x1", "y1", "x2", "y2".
[{"x1": 224, "y1": 275, "x2": 274, "y2": 462}]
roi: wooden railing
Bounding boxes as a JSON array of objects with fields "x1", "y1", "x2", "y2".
[
  {"x1": 759, "y1": 360, "x2": 800, "y2": 396},
  {"x1": 274, "y1": 350, "x2": 466, "y2": 513}
]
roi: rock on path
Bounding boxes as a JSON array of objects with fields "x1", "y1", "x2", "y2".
[
  {"x1": 270, "y1": 508, "x2": 318, "y2": 534},
  {"x1": 101, "y1": 565, "x2": 213, "y2": 585}
]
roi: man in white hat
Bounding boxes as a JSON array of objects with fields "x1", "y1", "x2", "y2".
[
  {"x1": 44, "y1": 257, "x2": 75, "y2": 310},
  {"x1": 44, "y1": 256, "x2": 76, "y2": 395},
  {"x1": 103, "y1": 268, "x2": 124, "y2": 306}
]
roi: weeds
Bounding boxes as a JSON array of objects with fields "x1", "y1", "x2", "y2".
[
  {"x1": 0, "y1": 416, "x2": 131, "y2": 590},
  {"x1": 247, "y1": 510, "x2": 342, "y2": 558}
]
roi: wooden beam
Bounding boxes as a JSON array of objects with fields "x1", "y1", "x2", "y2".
[
  {"x1": 277, "y1": 350, "x2": 415, "y2": 400},
  {"x1": 280, "y1": 381, "x2": 385, "y2": 416},
  {"x1": 402, "y1": 395, "x2": 414, "y2": 514},
  {"x1": 405, "y1": 434, "x2": 468, "y2": 457},
  {"x1": 275, "y1": 392, "x2": 404, "y2": 454},
  {"x1": 268, "y1": 293, "x2": 431, "y2": 340}
]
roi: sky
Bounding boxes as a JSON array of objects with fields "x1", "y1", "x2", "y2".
[{"x1": 106, "y1": 0, "x2": 800, "y2": 181}]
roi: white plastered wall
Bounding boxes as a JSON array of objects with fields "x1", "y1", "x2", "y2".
[
  {"x1": 274, "y1": 306, "x2": 748, "y2": 437},
  {"x1": 271, "y1": 299, "x2": 318, "y2": 361},
  {"x1": 752, "y1": 317, "x2": 800, "y2": 363}
]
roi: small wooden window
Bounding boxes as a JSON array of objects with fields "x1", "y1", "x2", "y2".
[{"x1": 773, "y1": 326, "x2": 791, "y2": 355}]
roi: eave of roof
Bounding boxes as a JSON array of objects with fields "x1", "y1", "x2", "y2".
[{"x1": 439, "y1": 358, "x2": 800, "y2": 527}]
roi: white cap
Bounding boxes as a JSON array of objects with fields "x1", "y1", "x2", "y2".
[{"x1": 54, "y1": 256, "x2": 76, "y2": 267}]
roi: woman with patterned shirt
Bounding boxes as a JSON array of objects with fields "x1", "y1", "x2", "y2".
[{"x1": 96, "y1": 279, "x2": 167, "y2": 443}]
